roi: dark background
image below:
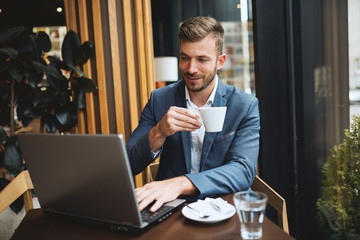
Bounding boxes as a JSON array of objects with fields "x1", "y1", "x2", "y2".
[{"x1": 0, "y1": 0, "x2": 65, "y2": 28}]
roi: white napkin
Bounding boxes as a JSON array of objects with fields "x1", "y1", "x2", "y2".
[
  {"x1": 204, "y1": 197, "x2": 234, "y2": 214},
  {"x1": 188, "y1": 197, "x2": 233, "y2": 215}
]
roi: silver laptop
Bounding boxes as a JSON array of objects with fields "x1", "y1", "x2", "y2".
[{"x1": 18, "y1": 133, "x2": 185, "y2": 234}]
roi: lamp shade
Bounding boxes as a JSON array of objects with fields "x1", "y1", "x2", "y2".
[{"x1": 154, "y1": 57, "x2": 178, "y2": 82}]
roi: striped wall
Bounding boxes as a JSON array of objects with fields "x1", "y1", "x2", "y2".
[{"x1": 63, "y1": 0, "x2": 156, "y2": 187}]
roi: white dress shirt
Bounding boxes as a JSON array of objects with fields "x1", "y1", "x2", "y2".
[{"x1": 185, "y1": 77, "x2": 218, "y2": 173}]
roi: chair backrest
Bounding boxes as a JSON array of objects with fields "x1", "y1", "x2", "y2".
[
  {"x1": 0, "y1": 170, "x2": 34, "y2": 213},
  {"x1": 251, "y1": 175, "x2": 289, "y2": 234},
  {"x1": 147, "y1": 162, "x2": 160, "y2": 182}
]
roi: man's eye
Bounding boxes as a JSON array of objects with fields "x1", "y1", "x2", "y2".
[
  {"x1": 181, "y1": 57, "x2": 189, "y2": 61},
  {"x1": 199, "y1": 58, "x2": 208, "y2": 62}
]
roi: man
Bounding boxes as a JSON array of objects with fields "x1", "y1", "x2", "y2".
[{"x1": 126, "y1": 16, "x2": 260, "y2": 212}]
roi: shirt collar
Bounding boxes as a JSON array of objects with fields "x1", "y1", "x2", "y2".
[{"x1": 185, "y1": 75, "x2": 218, "y2": 106}]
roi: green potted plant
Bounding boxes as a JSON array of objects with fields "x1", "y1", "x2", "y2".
[
  {"x1": 0, "y1": 26, "x2": 96, "y2": 213},
  {"x1": 317, "y1": 115, "x2": 360, "y2": 239}
]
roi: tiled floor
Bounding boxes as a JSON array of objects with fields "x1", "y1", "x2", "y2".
[{"x1": 0, "y1": 198, "x2": 40, "y2": 240}]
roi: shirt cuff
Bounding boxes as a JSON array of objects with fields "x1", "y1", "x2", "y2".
[{"x1": 151, "y1": 148, "x2": 162, "y2": 159}]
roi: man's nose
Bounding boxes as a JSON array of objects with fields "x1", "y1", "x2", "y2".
[{"x1": 188, "y1": 59, "x2": 198, "y2": 74}]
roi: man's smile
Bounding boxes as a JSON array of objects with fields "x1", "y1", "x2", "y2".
[{"x1": 184, "y1": 74, "x2": 204, "y2": 81}]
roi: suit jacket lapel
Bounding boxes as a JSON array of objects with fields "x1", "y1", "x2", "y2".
[
  {"x1": 176, "y1": 81, "x2": 192, "y2": 173},
  {"x1": 200, "y1": 79, "x2": 228, "y2": 171}
]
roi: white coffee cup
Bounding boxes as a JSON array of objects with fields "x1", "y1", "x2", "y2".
[{"x1": 198, "y1": 107, "x2": 227, "y2": 132}]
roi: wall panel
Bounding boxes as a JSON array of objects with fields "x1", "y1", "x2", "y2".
[{"x1": 64, "y1": 0, "x2": 156, "y2": 187}]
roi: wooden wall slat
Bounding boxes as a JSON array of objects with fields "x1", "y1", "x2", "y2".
[
  {"x1": 64, "y1": 0, "x2": 86, "y2": 134},
  {"x1": 122, "y1": 0, "x2": 142, "y2": 187},
  {"x1": 108, "y1": 0, "x2": 126, "y2": 136},
  {"x1": 134, "y1": 0, "x2": 148, "y2": 186},
  {"x1": 78, "y1": 0, "x2": 96, "y2": 134},
  {"x1": 91, "y1": 0, "x2": 110, "y2": 134},
  {"x1": 134, "y1": 0, "x2": 148, "y2": 110},
  {"x1": 143, "y1": 0, "x2": 156, "y2": 95},
  {"x1": 122, "y1": 0, "x2": 140, "y2": 132},
  {"x1": 64, "y1": 0, "x2": 78, "y2": 32}
]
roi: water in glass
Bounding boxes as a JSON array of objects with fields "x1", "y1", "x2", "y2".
[
  {"x1": 238, "y1": 206, "x2": 265, "y2": 239},
  {"x1": 233, "y1": 191, "x2": 268, "y2": 240}
]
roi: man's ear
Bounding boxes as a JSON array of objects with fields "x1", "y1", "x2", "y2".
[{"x1": 216, "y1": 54, "x2": 226, "y2": 70}]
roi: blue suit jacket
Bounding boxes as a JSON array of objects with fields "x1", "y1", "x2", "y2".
[{"x1": 126, "y1": 79, "x2": 260, "y2": 199}]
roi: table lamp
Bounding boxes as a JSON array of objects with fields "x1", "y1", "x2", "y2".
[{"x1": 154, "y1": 56, "x2": 178, "y2": 88}]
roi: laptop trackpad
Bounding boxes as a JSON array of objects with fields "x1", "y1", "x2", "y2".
[{"x1": 164, "y1": 199, "x2": 186, "y2": 207}]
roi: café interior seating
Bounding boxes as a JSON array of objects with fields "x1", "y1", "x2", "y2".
[{"x1": 148, "y1": 162, "x2": 289, "y2": 234}]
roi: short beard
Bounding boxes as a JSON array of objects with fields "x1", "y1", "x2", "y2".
[{"x1": 183, "y1": 64, "x2": 217, "y2": 92}]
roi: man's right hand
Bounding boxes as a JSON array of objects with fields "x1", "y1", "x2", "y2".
[{"x1": 149, "y1": 106, "x2": 202, "y2": 152}]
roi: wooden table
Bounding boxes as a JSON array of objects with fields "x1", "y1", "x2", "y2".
[{"x1": 11, "y1": 195, "x2": 295, "y2": 240}]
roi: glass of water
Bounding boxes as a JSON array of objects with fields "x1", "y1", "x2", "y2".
[{"x1": 233, "y1": 191, "x2": 268, "y2": 239}]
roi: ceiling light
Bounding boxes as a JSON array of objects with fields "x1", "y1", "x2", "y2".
[{"x1": 57, "y1": 7, "x2": 63, "y2": 13}]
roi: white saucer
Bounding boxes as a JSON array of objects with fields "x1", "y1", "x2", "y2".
[{"x1": 181, "y1": 204, "x2": 236, "y2": 223}]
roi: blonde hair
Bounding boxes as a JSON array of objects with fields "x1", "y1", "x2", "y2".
[{"x1": 179, "y1": 16, "x2": 224, "y2": 55}]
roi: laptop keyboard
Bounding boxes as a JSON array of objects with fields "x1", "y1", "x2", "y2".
[{"x1": 141, "y1": 205, "x2": 173, "y2": 222}]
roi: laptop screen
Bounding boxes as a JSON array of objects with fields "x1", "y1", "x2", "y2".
[{"x1": 18, "y1": 133, "x2": 143, "y2": 226}]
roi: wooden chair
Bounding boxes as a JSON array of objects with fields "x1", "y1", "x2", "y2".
[
  {"x1": 147, "y1": 162, "x2": 160, "y2": 183},
  {"x1": 0, "y1": 170, "x2": 34, "y2": 213},
  {"x1": 251, "y1": 175, "x2": 289, "y2": 234}
]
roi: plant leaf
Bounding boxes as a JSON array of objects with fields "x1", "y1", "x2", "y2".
[
  {"x1": 17, "y1": 98, "x2": 38, "y2": 120},
  {"x1": 13, "y1": 34, "x2": 32, "y2": 56},
  {"x1": 36, "y1": 31, "x2": 52, "y2": 52},
  {"x1": 9, "y1": 68, "x2": 22, "y2": 83},
  {"x1": 4, "y1": 144, "x2": 22, "y2": 170},
  {"x1": 0, "y1": 48, "x2": 18, "y2": 73},
  {"x1": 0, "y1": 61, "x2": 10, "y2": 73},
  {"x1": 0, "y1": 48, "x2": 18, "y2": 59},
  {"x1": 0, "y1": 86, "x2": 10, "y2": 100},
  {"x1": 0, "y1": 26, "x2": 26, "y2": 46},
  {"x1": 61, "y1": 30, "x2": 81, "y2": 66},
  {"x1": 0, "y1": 125, "x2": 7, "y2": 145},
  {"x1": 44, "y1": 114, "x2": 58, "y2": 133},
  {"x1": 29, "y1": 34, "x2": 41, "y2": 60},
  {"x1": 74, "y1": 88, "x2": 86, "y2": 109},
  {"x1": 55, "y1": 91, "x2": 71, "y2": 107},
  {"x1": 73, "y1": 77, "x2": 97, "y2": 92},
  {"x1": 10, "y1": 193, "x2": 25, "y2": 213},
  {"x1": 47, "y1": 56, "x2": 70, "y2": 71},
  {"x1": 33, "y1": 90, "x2": 54, "y2": 109},
  {"x1": 68, "y1": 64, "x2": 85, "y2": 77},
  {"x1": 55, "y1": 102, "x2": 77, "y2": 130},
  {"x1": 8, "y1": 135, "x2": 19, "y2": 148},
  {"x1": 25, "y1": 67, "x2": 44, "y2": 88},
  {"x1": 75, "y1": 41, "x2": 93, "y2": 65},
  {"x1": 20, "y1": 118, "x2": 33, "y2": 127},
  {"x1": 46, "y1": 62, "x2": 67, "y2": 90},
  {"x1": 33, "y1": 61, "x2": 63, "y2": 80}
]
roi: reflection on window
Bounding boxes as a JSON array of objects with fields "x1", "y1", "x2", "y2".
[
  {"x1": 349, "y1": 0, "x2": 360, "y2": 122},
  {"x1": 218, "y1": 0, "x2": 255, "y2": 95}
]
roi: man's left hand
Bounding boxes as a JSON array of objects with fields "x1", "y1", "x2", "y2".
[{"x1": 135, "y1": 176, "x2": 199, "y2": 212}]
